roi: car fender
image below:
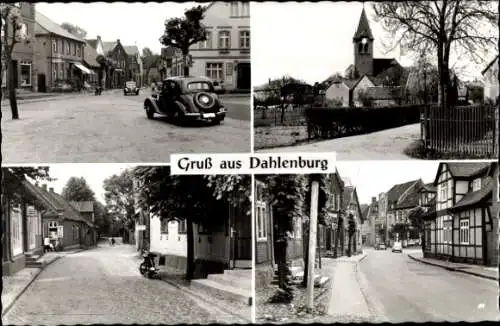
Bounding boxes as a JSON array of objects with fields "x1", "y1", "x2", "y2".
[
  {"x1": 174, "y1": 100, "x2": 189, "y2": 114},
  {"x1": 144, "y1": 97, "x2": 160, "y2": 113},
  {"x1": 179, "y1": 95, "x2": 200, "y2": 113}
]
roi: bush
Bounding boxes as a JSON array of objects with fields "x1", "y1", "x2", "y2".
[{"x1": 304, "y1": 105, "x2": 421, "y2": 140}]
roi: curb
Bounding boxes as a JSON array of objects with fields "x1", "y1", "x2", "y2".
[
  {"x1": 407, "y1": 254, "x2": 498, "y2": 281},
  {"x1": 159, "y1": 277, "x2": 251, "y2": 322},
  {"x1": 2, "y1": 256, "x2": 62, "y2": 317}
]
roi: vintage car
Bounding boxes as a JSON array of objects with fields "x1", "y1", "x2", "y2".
[
  {"x1": 124, "y1": 81, "x2": 139, "y2": 95},
  {"x1": 143, "y1": 77, "x2": 226, "y2": 124}
]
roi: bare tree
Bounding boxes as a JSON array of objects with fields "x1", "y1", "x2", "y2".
[
  {"x1": 1, "y1": 4, "x2": 31, "y2": 119},
  {"x1": 373, "y1": 1, "x2": 498, "y2": 111},
  {"x1": 60, "y1": 22, "x2": 87, "y2": 39}
]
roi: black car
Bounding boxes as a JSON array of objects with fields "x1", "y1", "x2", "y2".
[
  {"x1": 143, "y1": 77, "x2": 226, "y2": 124},
  {"x1": 124, "y1": 81, "x2": 139, "y2": 95}
]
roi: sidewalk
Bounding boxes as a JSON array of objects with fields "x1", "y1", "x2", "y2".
[
  {"x1": 1, "y1": 248, "x2": 88, "y2": 316},
  {"x1": 327, "y1": 252, "x2": 370, "y2": 318},
  {"x1": 407, "y1": 251, "x2": 498, "y2": 281}
]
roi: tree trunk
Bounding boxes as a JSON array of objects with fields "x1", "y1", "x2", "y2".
[
  {"x1": 7, "y1": 57, "x2": 19, "y2": 119},
  {"x1": 302, "y1": 221, "x2": 309, "y2": 287},
  {"x1": 333, "y1": 218, "x2": 342, "y2": 258},
  {"x1": 276, "y1": 234, "x2": 289, "y2": 292},
  {"x1": 186, "y1": 216, "x2": 195, "y2": 280},
  {"x1": 182, "y1": 49, "x2": 189, "y2": 77}
]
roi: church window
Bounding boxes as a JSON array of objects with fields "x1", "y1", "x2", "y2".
[
  {"x1": 358, "y1": 43, "x2": 363, "y2": 53},
  {"x1": 363, "y1": 43, "x2": 369, "y2": 53}
]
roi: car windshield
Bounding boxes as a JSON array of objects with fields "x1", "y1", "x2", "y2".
[
  {"x1": 126, "y1": 82, "x2": 136, "y2": 87},
  {"x1": 186, "y1": 81, "x2": 213, "y2": 92}
]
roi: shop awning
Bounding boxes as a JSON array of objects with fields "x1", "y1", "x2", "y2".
[{"x1": 73, "y1": 62, "x2": 93, "y2": 74}]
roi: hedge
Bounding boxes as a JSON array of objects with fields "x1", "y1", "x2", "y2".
[{"x1": 304, "y1": 105, "x2": 422, "y2": 139}]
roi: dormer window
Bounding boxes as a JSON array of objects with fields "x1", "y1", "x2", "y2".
[{"x1": 472, "y1": 178, "x2": 481, "y2": 192}]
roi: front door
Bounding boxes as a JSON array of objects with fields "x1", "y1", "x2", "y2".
[
  {"x1": 38, "y1": 74, "x2": 46, "y2": 92},
  {"x1": 236, "y1": 62, "x2": 250, "y2": 90},
  {"x1": 229, "y1": 201, "x2": 252, "y2": 269}
]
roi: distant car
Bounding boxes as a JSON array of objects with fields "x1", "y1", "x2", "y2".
[
  {"x1": 376, "y1": 243, "x2": 387, "y2": 250},
  {"x1": 392, "y1": 241, "x2": 403, "y2": 253},
  {"x1": 143, "y1": 77, "x2": 226, "y2": 125},
  {"x1": 124, "y1": 81, "x2": 139, "y2": 95},
  {"x1": 52, "y1": 80, "x2": 74, "y2": 93}
]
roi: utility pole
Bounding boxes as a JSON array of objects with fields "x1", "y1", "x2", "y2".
[{"x1": 307, "y1": 177, "x2": 319, "y2": 309}]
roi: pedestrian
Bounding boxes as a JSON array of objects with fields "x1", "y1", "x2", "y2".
[
  {"x1": 151, "y1": 79, "x2": 157, "y2": 93},
  {"x1": 111, "y1": 238, "x2": 116, "y2": 246}
]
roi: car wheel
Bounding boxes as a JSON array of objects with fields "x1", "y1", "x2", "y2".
[{"x1": 145, "y1": 103, "x2": 154, "y2": 119}]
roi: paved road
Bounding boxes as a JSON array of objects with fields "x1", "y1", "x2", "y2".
[
  {"x1": 358, "y1": 248, "x2": 500, "y2": 322},
  {"x1": 1, "y1": 91, "x2": 250, "y2": 163},
  {"x1": 257, "y1": 124, "x2": 420, "y2": 160},
  {"x1": 3, "y1": 245, "x2": 240, "y2": 325}
]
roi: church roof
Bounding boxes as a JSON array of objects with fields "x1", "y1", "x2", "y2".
[
  {"x1": 353, "y1": 8, "x2": 374, "y2": 41},
  {"x1": 373, "y1": 58, "x2": 398, "y2": 76}
]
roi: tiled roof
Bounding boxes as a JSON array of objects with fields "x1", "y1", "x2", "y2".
[
  {"x1": 397, "y1": 180, "x2": 423, "y2": 209},
  {"x1": 343, "y1": 79, "x2": 360, "y2": 90},
  {"x1": 70, "y1": 201, "x2": 94, "y2": 213},
  {"x1": 365, "y1": 86, "x2": 399, "y2": 100},
  {"x1": 387, "y1": 179, "x2": 420, "y2": 204},
  {"x1": 420, "y1": 183, "x2": 436, "y2": 193},
  {"x1": 83, "y1": 43, "x2": 99, "y2": 68},
  {"x1": 353, "y1": 8, "x2": 374, "y2": 40},
  {"x1": 373, "y1": 58, "x2": 398, "y2": 76},
  {"x1": 123, "y1": 45, "x2": 139, "y2": 56},
  {"x1": 360, "y1": 204, "x2": 369, "y2": 220},
  {"x1": 85, "y1": 39, "x2": 98, "y2": 49},
  {"x1": 102, "y1": 41, "x2": 117, "y2": 54},
  {"x1": 449, "y1": 177, "x2": 493, "y2": 212},
  {"x1": 446, "y1": 162, "x2": 491, "y2": 178},
  {"x1": 35, "y1": 11, "x2": 85, "y2": 43}
]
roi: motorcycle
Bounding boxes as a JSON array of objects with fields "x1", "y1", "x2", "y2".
[{"x1": 139, "y1": 251, "x2": 159, "y2": 279}]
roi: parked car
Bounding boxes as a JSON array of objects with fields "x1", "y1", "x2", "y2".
[
  {"x1": 124, "y1": 81, "x2": 139, "y2": 95},
  {"x1": 52, "y1": 80, "x2": 74, "y2": 93},
  {"x1": 143, "y1": 77, "x2": 226, "y2": 124},
  {"x1": 392, "y1": 241, "x2": 403, "y2": 253},
  {"x1": 375, "y1": 243, "x2": 386, "y2": 250}
]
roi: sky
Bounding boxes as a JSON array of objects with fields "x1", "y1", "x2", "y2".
[
  {"x1": 251, "y1": 2, "x2": 498, "y2": 86},
  {"x1": 33, "y1": 164, "x2": 136, "y2": 203},
  {"x1": 335, "y1": 161, "x2": 441, "y2": 205},
  {"x1": 36, "y1": 2, "x2": 197, "y2": 54}
]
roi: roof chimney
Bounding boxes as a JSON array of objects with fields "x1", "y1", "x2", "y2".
[
  {"x1": 49, "y1": 187, "x2": 54, "y2": 193},
  {"x1": 42, "y1": 184, "x2": 47, "y2": 191},
  {"x1": 97, "y1": 35, "x2": 101, "y2": 40},
  {"x1": 117, "y1": 39, "x2": 120, "y2": 44}
]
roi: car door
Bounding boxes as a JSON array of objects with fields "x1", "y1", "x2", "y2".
[{"x1": 158, "y1": 81, "x2": 172, "y2": 113}]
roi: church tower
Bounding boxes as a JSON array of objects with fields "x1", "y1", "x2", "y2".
[{"x1": 353, "y1": 8, "x2": 374, "y2": 78}]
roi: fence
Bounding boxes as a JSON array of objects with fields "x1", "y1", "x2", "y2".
[
  {"x1": 420, "y1": 104, "x2": 498, "y2": 157},
  {"x1": 253, "y1": 87, "x2": 317, "y2": 127}
]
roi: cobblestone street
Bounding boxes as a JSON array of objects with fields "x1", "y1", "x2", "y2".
[
  {"x1": 1, "y1": 91, "x2": 250, "y2": 163},
  {"x1": 2, "y1": 245, "x2": 243, "y2": 325}
]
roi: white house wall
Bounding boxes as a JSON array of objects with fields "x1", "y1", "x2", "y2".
[
  {"x1": 352, "y1": 76, "x2": 375, "y2": 107},
  {"x1": 483, "y1": 60, "x2": 499, "y2": 102},
  {"x1": 150, "y1": 217, "x2": 187, "y2": 257},
  {"x1": 325, "y1": 83, "x2": 349, "y2": 106}
]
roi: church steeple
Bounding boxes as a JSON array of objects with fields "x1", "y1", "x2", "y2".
[
  {"x1": 353, "y1": 7, "x2": 374, "y2": 78},
  {"x1": 353, "y1": 8, "x2": 374, "y2": 41}
]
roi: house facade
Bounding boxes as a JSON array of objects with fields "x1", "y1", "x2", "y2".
[
  {"x1": 34, "y1": 11, "x2": 91, "y2": 92},
  {"x1": 423, "y1": 162, "x2": 499, "y2": 266},
  {"x1": 386, "y1": 179, "x2": 424, "y2": 243},
  {"x1": 101, "y1": 39, "x2": 129, "y2": 89},
  {"x1": 82, "y1": 41, "x2": 100, "y2": 86},
  {"x1": 1, "y1": 3, "x2": 37, "y2": 91},
  {"x1": 360, "y1": 197, "x2": 378, "y2": 247},
  {"x1": 481, "y1": 55, "x2": 499, "y2": 103},
  {"x1": 375, "y1": 192, "x2": 389, "y2": 244},
  {"x1": 148, "y1": 195, "x2": 251, "y2": 278},
  {"x1": 170, "y1": 1, "x2": 251, "y2": 91},
  {"x1": 2, "y1": 169, "x2": 44, "y2": 276},
  {"x1": 123, "y1": 44, "x2": 143, "y2": 87}
]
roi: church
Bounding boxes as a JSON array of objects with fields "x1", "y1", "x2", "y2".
[{"x1": 324, "y1": 8, "x2": 409, "y2": 107}]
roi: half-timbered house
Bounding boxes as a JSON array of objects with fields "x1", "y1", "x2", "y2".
[{"x1": 422, "y1": 162, "x2": 499, "y2": 266}]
